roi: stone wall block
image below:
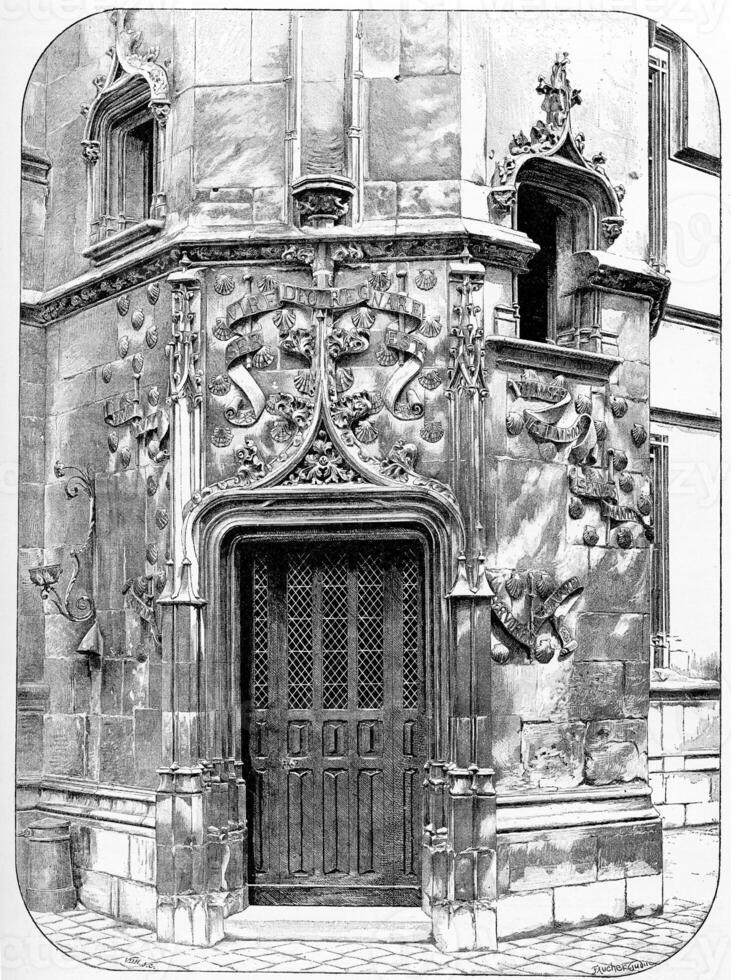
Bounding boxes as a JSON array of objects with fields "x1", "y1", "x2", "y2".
[
  {"x1": 90, "y1": 828, "x2": 130, "y2": 879},
  {"x1": 497, "y1": 890, "x2": 553, "y2": 939},
  {"x1": 195, "y1": 85, "x2": 286, "y2": 189},
  {"x1": 623, "y1": 661, "x2": 649, "y2": 717},
  {"x1": 134, "y1": 709, "x2": 162, "y2": 788},
  {"x1": 363, "y1": 181, "x2": 397, "y2": 220},
  {"x1": 585, "y1": 719, "x2": 647, "y2": 784},
  {"x1": 43, "y1": 714, "x2": 86, "y2": 776},
  {"x1": 251, "y1": 11, "x2": 290, "y2": 82},
  {"x1": 665, "y1": 772, "x2": 712, "y2": 805},
  {"x1": 554, "y1": 878, "x2": 625, "y2": 928},
  {"x1": 400, "y1": 11, "x2": 450, "y2": 75},
  {"x1": 397, "y1": 180, "x2": 461, "y2": 217},
  {"x1": 682, "y1": 702, "x2": 720, "y2": 753},
  {"x1": 507, "y1": 829, "x2": 597, "y2": 893},
  {"x1": 626, "y1": 873, "x2": 663, "y2": 917},
  {"x1": 129, "y1": 835, "x2": 156, "y2": 885},
  {"x1": 367, "y1": 75, "x2": 460, "y2": 182},
  {"x1": 597, "y1": 821, "x2": 662, "y2": 880},
  {"x1": 76, "y1": 868, "x2": 118, "y2": 918},
  {"x1": 575, "y1": 612, "x2": 646, "y2": 662},
  {"x1": 45, "y1": 657, "x2": 74, "y2": 713},
  {"x1": 118, "y1": 879, "x2": 156, "y2": 929},
  {"x1": 98, "y1": 716, "x2": 135, "y2": 784},
  {"x1": 570, "y1": 662, "x2": 625, "y2": 720},
  {"x1": 361, "y1": 11, "x2": 400, "y2": 77},
  {"x1": 195, "y1": 10, "x2": 252, "y2": 85},
  {"x1": 520, "y1": 721, "x2": 585, "y2": 789},
  {"x1": 585, "y1": 547, "x2": 650, "y2": 613}
]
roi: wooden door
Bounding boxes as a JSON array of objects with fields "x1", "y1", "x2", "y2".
[{"x1": 241, "y1": 540, "x2": 425, "y2": 906}]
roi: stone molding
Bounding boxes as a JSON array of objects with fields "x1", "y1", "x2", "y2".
[
  {"x1": 496, "y1": 783, "x2": 657, "y2": 834},
  {"x1": 20, "y1": 228, "x2": 536, "y2": 327},
  {"x1": 21, "y1": 147, "x2": 52, "y2": 187},
  {"x1": 484, "y1": 335, "x2": 620, "y2": 383},
  {"x1": 567, "y1": 250, "x2": 671, "y2": 336}
]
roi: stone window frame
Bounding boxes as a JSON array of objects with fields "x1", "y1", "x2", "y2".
[
  {"x1": 651, "y1": 24, "x2": 720, "y2": 177},
  {"x1": 649, "y1": 432, "x2": 670, "y2": 669},
  {"x1": 82, "y1": 73, "x2": 167, "y2": 264}
]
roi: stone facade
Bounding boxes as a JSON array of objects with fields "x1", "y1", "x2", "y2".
[{"x1": 17, "y1": 9, "x2": 678, "y2": 953}]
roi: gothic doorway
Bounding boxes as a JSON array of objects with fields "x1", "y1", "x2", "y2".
[{"x1": 239, "y1": 538, "x2": 426, "y2": 906}]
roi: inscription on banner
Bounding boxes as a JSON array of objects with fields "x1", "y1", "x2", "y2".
[{"x1": 226, "y1": 283, "x2": 425, "y2": 328}]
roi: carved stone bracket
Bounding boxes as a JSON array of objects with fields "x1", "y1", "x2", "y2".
[
  {"x1": 28, "y1": 462, "x2": 100, "y2": 652},
  {"x1": 291, "y1": 174, "x2": 356, "y2": 229}
]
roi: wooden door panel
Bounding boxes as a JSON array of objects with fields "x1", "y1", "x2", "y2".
[{"x1": 242, "y1": 541, "x2": 425, "y2": 905}]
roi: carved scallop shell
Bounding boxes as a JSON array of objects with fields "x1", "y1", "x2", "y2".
[
  {"x1": 145, "y1": 326, "x2": 158, "y2": 349},
  {"x1": 146, "y1": 544, "x2": 159, "y2": 566},
  {"x1": 116, "y1": 294, "x2": 130, "y2": 316},
  {"x1": 107, "y1": 431, "x2": 119, "y2": 454},
  {"x1": 644, "y1": 525, "x2": 655, "y2": 543},
  {"x1": 155, "y1": 508, "x2": 169, "y2": 530},
  {"x1": 368, "y1": 271, "x2": 392, "y2": 291},
  {"x1": 146, "y1": 475, "x2": 158, "y2": 497},
  {"x1": 420, "y1": 420, "x2": 444, "y2": 443},
  {"x1": 258, "y1": 275, "x2": 277, "y2": 293},
  {"x1": 145, "y1": 387, "x2": 158, "y2": 409},
  {"x1": 594, "y1": 421, "x2": 608, "y2": 441},
  {"x1": 208, "y1": 374, "x2": 232, "y2": 397},
  {"x1": 271, "y1": 421, "x2": 294, "y2": 443},
  {"x1": 294, "y1": 371, "x2": 315, "y2": 395},
  {"x1": 534, "y1": 572, "x2": 553, "y2": 600},
  {"x1": 533, "y1": 638, "x2": 555, "y2": 665},
  {"x1": 214, "y1": 272, "x2": 236, "y2": 295},
  {"x1": 610, "y1": 396, "x2": 628, "y2": 418},
  {"x1": 355, "y1": 420, "x2": 379, "y2": 444},
  {"x1": 375, "y1": 342, "x2": 398, "y2": 367},
  {"x1": 101, "y1": 363, "x2": 113, "y2": 384},
  {"x1": 568, "y1": 496, "x2": 585, "y2": 519},
  {"x1": 616, "y1": 526, "x2": 634, "y2": 549},
  {"x1": 119, "y1": 448, "x2": 131, "y2": 469},
  {"x1": 491, "y1": 643, "x2": 511, "y2": 665},
  {"x1": 211, "y1": 425, "x2": 233, "y2": 448},
  {"x1": 574, "y1": 394, "x2": 592, "y2": 415},
  {"x1": 619, "y1": 472, "x2": 635, "y2": 493},
  {"x1": 418, "y1": 370, "x2": 442, "y2": 390},
  {"x1": 212, "y1": 318, "x2": 234, "y2": 342},
  {"x1": 583, "y1": 525, "x2": 599, "y2": 547},
  {"x1": 419, "y1": 316, "x2": 442, "y2": 338},
  {"x1": 631, "y1": 423, "x2": 647, "y2": 447},
  {"x1": 538, "y1": 442, "x2": 557, "y2": 461},
  {"x1": 252, "y1": 345, "x2": 275, "y2": 369},
  {"x1": 146, "y1": 282, "x2": 160, "y2": 305},
  {"x1": 131, "y1": 309, "x2": 145, "y2": 330},
  {"x1": 637, "y1": 492, "x2": 652, "y2": 517},
  {"x1": 505, "y1": 572, "x2": 524, "y2": 600},
  {"x1": 334, "y1": 367, "x2": 354, "y2": 394},
  {"x1": 506, "y1": 412, "x2": 524, "y2": 436},
  {"x1": 118, "y1": 335, "x2": 130, "y2": 358},
  {"x1": 132, "y1": 352, "x2": 144, "y2": 375},
  {"x1": 612, "y1": 449, "x2": 629, "y2": 472},
  {"x1": 369, "y1": 390, "x2": 385, "y2": 414},
  {"x1": 415, "y1": 269, "x2": 437, "y2": 291}
]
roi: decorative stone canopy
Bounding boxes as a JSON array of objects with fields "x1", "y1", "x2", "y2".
[{"x1": 488, "y1": 51, "x2": 625, "y2": 244}]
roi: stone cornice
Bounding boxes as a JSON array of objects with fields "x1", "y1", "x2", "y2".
[
  {"x1": 20, "y1": 226, "x2": 537, "y2": 326},
  {"x1": 21, "y1": 147, "x2": 52, "y2": 186},
  {"x1": 484, "y1": 335, "x2": 621, "y2": 383},
  {"x1": 567, "y1": 250, "x2": 671, "y2": 337}
]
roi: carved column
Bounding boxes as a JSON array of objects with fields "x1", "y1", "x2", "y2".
[
  {"x1": 155, "y1": 261, "x2": 245, "y2": 945},
  {"x1": 422, "y1": 256, "x2": 497, "y2": 952}
]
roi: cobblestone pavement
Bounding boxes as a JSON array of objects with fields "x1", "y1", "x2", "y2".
[
  {"x1": 30, "y1": 828, "x2": 718, "y2": 975},
  {"x1": 32, "y1": 895, "x2": 710, "y2": 974}
]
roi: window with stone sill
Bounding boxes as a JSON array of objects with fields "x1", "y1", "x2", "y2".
[{"x1": 82, "y1": 75, "x2": 166, "y2": 258}]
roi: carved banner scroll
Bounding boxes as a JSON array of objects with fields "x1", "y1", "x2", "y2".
[
  {"x1": 224, "y1": 333, "x2": 268, "y2": 427},
  {"x1": 508, "y1": 370, "x2": 598, "y2": 464},
  {"x1": 225, "y1": 282, "x2": 425, "y2": 328},
  {"x1": 382, "y1": 328, "x2": 426, "y2": 420}
]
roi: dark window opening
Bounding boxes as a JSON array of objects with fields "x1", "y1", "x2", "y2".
[
  {"x1": 121, "y1": 118, "x2": 155, "y2": 224},
  {"x1": 517, "y1": 184, "x2": 560, "y2": 343}
]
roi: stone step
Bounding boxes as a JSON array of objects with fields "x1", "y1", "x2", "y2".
[{"x1": 224, "y1": 905, "x2": 433, "y2": 944}]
